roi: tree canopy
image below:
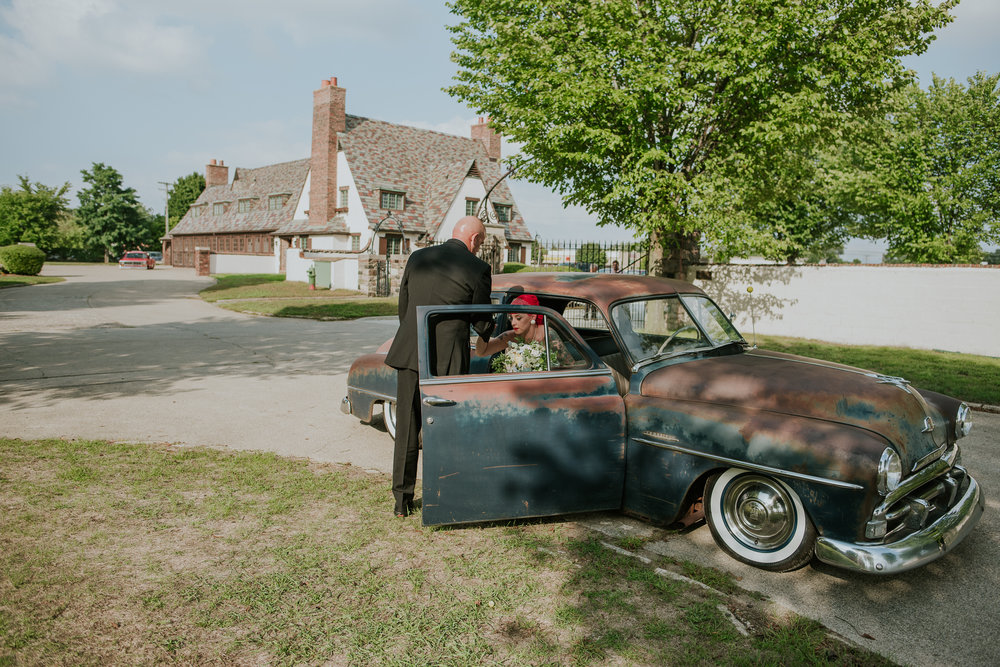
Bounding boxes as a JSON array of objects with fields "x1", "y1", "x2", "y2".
[
  {"x1": 168, "y1": 172, "x2": 206, "y2": 230},
  {"x1": 447, "y1": 0, "x2": 954, "y2": 275},
  {"x1": 0, "y1": 176, "x2": 71, "y2": 252},
  {"x1": 76, "y1": 163, "x2": 154, "y2": 262},
  {"x1": 834, "y1": 72, "x2": 1000, "y2": 263}
]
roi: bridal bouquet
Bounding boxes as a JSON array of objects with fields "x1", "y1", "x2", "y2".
[{"x1": 492, "y1": 340, "x2": 551, "y2": 373}]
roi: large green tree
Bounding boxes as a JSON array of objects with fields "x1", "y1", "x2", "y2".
[
  {"x1": 0, "y1": 176, "x2": 71, "y2": 252},
  {"x1": 836, "y1": 72, "x2": 1000, "y2": 263},
  {"x1": 168, "y1": 172, "x2": 206, "y2": 230},
  {"x1": 76, "y1": 163, "x2": 151, "y2": 262},
  {"x1": 447, "y1": 0, "x2": 954, "y2": 276}
]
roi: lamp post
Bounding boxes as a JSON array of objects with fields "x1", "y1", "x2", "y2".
[{"x1": 157, "y1": 181, "x2": 172, "y2": 236}]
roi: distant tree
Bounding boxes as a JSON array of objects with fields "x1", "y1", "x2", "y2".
[
  {"x1": 837, "y1": 72, "x2": 1000, "y2": 263},
  {"x1": 76, "y1": 163, "x2": 150, "y2": 262},
  {"x1": 168, "y1": 172, "x2": 205, "y2": 230},
  {"x1": 0, "y1": 176, "x2": 71, "y2": 252},
  {"x1": 984, "y1": 248, "x2": 1000, "y2": 265},
  {"x1": 447, "y1": 0, "x2": 953, "y2": 277},
  {"x1": 577, "y1": 242, "x2": 606, "y2": 267}
]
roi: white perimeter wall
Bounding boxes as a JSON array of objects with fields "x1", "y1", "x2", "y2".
[
  {"x1": 210, "y1": 253, "x2": 278, "y2": 275},
  {"x1": 693, "y1": 264, "x2": 1000, "y2": 358}
]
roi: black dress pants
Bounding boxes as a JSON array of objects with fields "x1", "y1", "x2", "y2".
[{"x1": 391, "y1": 368, "x2": 420, "y2": 511}]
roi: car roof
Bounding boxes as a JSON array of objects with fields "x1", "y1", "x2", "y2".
[{"x1": 491, "y1": 272, "x2": 706, "y2": 312}]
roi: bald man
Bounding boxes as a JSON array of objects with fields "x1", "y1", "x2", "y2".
[{"x1": 384, "y1": 216, "x2": 494, "y2": 517}]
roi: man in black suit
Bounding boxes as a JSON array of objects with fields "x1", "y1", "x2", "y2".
[{"x1": 384, "y1": 216, "x2": 494, "y2": 517}]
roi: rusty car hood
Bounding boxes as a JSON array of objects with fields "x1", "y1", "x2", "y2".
[{"x1": 638, "y1": 349, "x2": 948, "y2": 468}]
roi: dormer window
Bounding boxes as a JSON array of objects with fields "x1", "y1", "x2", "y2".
[
  {"x1": 237, "y1": 198, "x2": 255, "y2": 214},
  {"x1": 465, "y1": 198, "x2": 479, "y2": 216},
  {"x1": 212, "y1": 202, "x2": 227, "y2": 216},
  {"x1": 268, "y1": 194, "x2": 290, "y2": 211},
  {"x1": 380, "y1": 190, "x2": 405, "y2": 210},
  {"x1": 495, "y1": 204, "x2": 512, "y2": 223}
]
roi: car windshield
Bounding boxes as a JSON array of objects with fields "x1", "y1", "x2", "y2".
[
  {"x1": 125, "y1": 252, "x2": 144, "y2": 258},
  {"x1": 610, "y1": 294, "x2": 744, "y2": 364}
]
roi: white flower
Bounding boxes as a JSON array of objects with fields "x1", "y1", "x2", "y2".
[{"x1": 492, "y1": 340, "x2": 551, "y2": 373}]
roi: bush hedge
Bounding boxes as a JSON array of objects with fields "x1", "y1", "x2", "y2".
[
  {"x1": 502, "y1": 262, "x2": 526, "y2": 273},
  {"x1": 0, "y1": 245, "x2": 46, "y2": 275}
]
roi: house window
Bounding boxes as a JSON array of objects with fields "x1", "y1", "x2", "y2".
[
  {"x1": 339, "y1": 187, "x2": 350, "y2": 208},
  {"x1": 268, "y1": 194, "x2": 289, "y2": 211},
  {"x1": 495, "y1": 204, "x2": 512, "y2": 223},
  {"x1": 465, "y1": 198, "x2": 479, "y2": 216},
  {"x1": 508, "y1": 246, "x2": 520, "y2": 262},
  {"x1": 237, "y1": 199, "x2": 253, "y2": 214},
  {"x1": 380, "y1": 190, "x2": 404, "y2": 210},
  {"x1": 213, "y1": 202, "x2": 226, "y2": 216},
  {"x1": 351, "y1": 235, "x2": 360, "y2": 251},
  {"x1": 386, "y1": 236, "x2": 403, "y2": 255}
]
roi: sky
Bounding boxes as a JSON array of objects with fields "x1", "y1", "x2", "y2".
[{"x1": 1, "y1": 0, "x2": 997, "y2": 255}]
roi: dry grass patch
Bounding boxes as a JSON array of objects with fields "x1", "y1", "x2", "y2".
[{"x1": 1, "y1": 438, "x2": 895, "y2": 666}]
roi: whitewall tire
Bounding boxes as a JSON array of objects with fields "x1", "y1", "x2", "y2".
[
  {"x1": 705, "y1": 468, "x2": 816, "y2": 572},
  {"x1": 383, "y1": 401, "x2": 396, "y2": 440}
]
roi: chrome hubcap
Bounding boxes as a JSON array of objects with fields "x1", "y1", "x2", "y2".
[{"x1": 722, "y1": 475, "x2": 794, "y2": 551}]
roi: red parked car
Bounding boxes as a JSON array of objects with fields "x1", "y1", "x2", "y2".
[{"x1": 118, "y1": 251, "x2": 155, "y2": 270}]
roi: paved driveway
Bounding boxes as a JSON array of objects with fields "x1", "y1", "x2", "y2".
[
  {"x1": 2, "y1": 264, "x2": 996, "y2": 666},
  {"x1": 0, "y1": 264, "x2": 399, "y2": 472}
]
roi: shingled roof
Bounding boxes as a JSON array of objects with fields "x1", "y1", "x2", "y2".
[
  {"x1": 339, "y1": 115, "x2": 532, "y2": 242},
  {"x1": 171, "y1": 116, "x2": 532, "y2": 242},
  {"x1": 170, "y1": 159, "x2": 312, "y2": 235}
]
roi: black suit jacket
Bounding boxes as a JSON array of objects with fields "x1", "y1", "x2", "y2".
[{"x1": 385, "y1": 239, "x2": 494, "y2": 374}]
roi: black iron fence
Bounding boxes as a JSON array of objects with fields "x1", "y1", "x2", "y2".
[{"x1": 530, "y1": 238, "x2": 649, "y2": 274}]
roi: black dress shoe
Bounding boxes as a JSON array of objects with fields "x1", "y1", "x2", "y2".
[{"x1": 393, "y1": 504, "x2": 409, "y2": 518}]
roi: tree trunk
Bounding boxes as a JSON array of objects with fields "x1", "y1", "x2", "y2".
[{"x1": 648, "y1": 230, "x2": 700, "y2": 281}]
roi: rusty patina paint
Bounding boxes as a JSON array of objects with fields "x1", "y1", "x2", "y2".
[
  {"x1": 639, "y1": 350, "x2": 948, "y2": 471},
  {"x1": 420, "y1": 373, "x2": 626, "y2": 526},
  {"x1": 346, "y1": 352, "x2": 396, "y2": 422}
]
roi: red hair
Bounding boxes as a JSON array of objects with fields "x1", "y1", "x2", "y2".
[{"x1": 512, "y1": 294, "x2": 543, "y2": 324}]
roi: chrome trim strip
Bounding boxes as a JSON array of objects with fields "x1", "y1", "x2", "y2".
[
  {"x1": 879, "y1": 445, "x2": 959, "y2": 511},
  {"x1": 420, "y1": 368, "x2": 615, "y2": 386},
  {"x1": 632, "y1": 436, "x2": 865, "y2": 490},
  {"x1": 815, "y1": 475, "x2": 983, "y2": 574}
]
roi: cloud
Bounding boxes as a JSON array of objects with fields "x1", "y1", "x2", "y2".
[
  {"x1": 0, "y1": 0, "x2": 201, "y2": 86},
  {"x1": 0, "y1": 0, "x2": 429, "y2": 90}
]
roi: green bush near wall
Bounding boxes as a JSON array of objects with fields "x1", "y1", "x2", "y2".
[
  {"x1": 502, "y1": 262, "x2": 526, "y2": 273},
  {"x1": 0, "y1": 245, "x2": 46, "y2": 276}
]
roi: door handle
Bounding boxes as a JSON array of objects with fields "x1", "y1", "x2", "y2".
[{"x1": 422, "y1": 396, "x2": 456, "y2": 407}]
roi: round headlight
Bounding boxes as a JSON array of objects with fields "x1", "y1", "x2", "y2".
[
  {"x1": 877, "y1": 448, "x2": 902, "y2": 496},
  {"x1": 956, "y1": 403, "x2": 973, "y2": 438}
]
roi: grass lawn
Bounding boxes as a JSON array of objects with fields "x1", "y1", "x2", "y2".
[
  {"x1": 0, "y1": 438, "x2": 893, "y2": 666},
  {"x1": 201, "y1": 274, "x2": 397, "y2": 320},
  {"x1": 0, "y1": 274, "x2": 64, "y2": 288}
]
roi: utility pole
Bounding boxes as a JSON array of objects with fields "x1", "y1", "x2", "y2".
[{"x1": 157, "y1": 181, "x2": 172, "y2": 237}]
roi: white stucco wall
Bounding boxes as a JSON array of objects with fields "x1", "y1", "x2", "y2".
[
  {"x1": 435, "y1": 176, "x2": 489, "y2": 242},
  {"x1": 210, "y1": 253, "x2": 279, "y2": 274},
  {"x1": 285, "y1": 249, "x2": 312, "y2": 283},
  {"x1": 693, "y1": 264, "x2": 1000, "y2": 357}
]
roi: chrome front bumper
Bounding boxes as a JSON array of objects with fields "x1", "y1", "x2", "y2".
[{"x1": 814, "y1": 475, "x2": 983, "y2": 574}]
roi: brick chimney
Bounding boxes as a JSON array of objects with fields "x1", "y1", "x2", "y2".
[
  {"x1": 471, "y1": 116, "x2": 501, "y2": 162},
  {"x1": 205, "y1": 159, "x2": 229, "y2": 187},
  {"x1": 309, "y1": 77, "x2": 347, "y2": 226}
]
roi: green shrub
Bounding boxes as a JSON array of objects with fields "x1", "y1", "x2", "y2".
[
  {"x1": 502, "y1": 262, "x2": 526, "y2": 273},
  {"x1": 0, "y1": 244, "x2": 46, "y2": 275}
]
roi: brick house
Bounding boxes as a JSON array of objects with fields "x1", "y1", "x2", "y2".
[{"x1": 165, "y1": 77, "x2": 533, "y2": 291}]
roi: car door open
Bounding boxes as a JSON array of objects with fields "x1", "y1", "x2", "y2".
[{"x1": 415, "y1": 303, "x2": 627, "y2": 526}]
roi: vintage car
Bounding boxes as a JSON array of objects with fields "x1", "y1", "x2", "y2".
[
  {"x1": 118, "y1": 250, "x2": 155, "y2": 269},
  {"x1": 342, "y1": 272, "x2": 983, "y2": 574}
]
